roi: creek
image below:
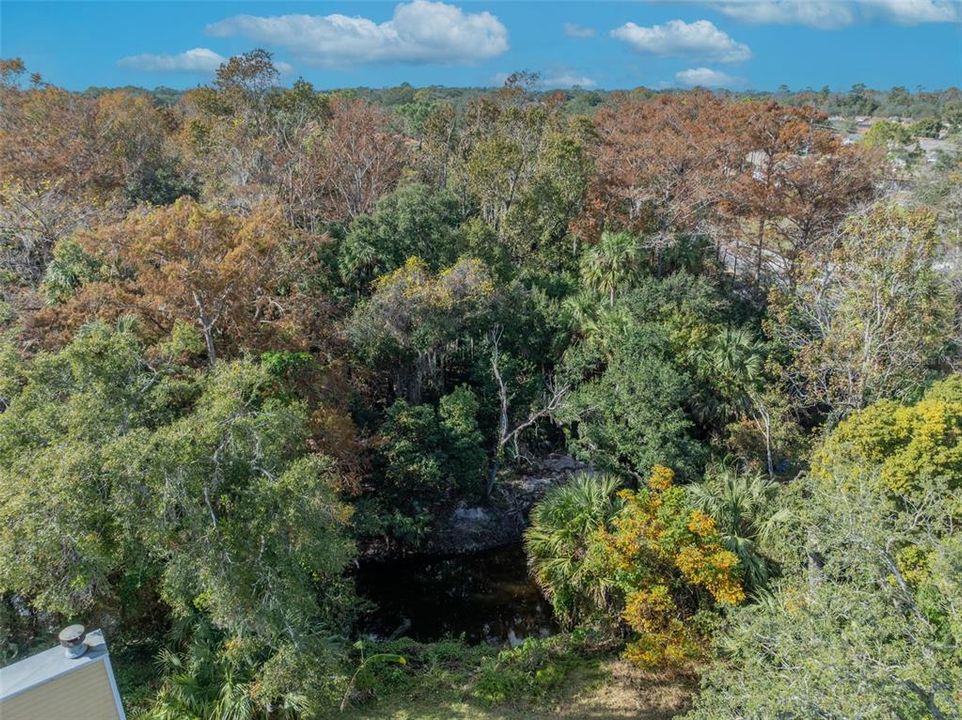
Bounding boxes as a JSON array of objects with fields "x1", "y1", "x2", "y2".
[{"x1": 355, "y1": 544, "x2": 555, "y2": 646}]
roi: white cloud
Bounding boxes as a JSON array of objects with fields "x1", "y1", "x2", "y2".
[
  {"x1": 675, "y1": 66, "x2": 743, "y2": 87},
  {"x1": 118, "y1": 47, "x2": 226, "y2": 73},
  {"x1": 563, "y1": 22, "x2": 596, "y2": 38},
  {"x1": 118, "y1": 49, "x2": 293, "y2": 75},
  {"x1": 611, "y1": 19, "x2": 751, "y2": 62},
  {"x1": 540, "y1": 71, "x2": 597, "y2": 89},
  {"x1": 708, "y1": 0, "x2": 959, "y2": 28},
  {"x1": 708, "y1": 1, "x2": 857, "y2": 28},
  {"x1": 206, "y1": 0, "x2": 509, "y2": 67},
  {"x1": 864, "y1": 0, "x2": 960, "y2": 24}
]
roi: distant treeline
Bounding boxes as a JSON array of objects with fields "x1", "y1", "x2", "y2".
[{"x1": 79, "y1": 78, "x2": 962, "y2": 121}]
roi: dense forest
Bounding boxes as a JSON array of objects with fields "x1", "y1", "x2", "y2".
[{"x1": 1, "y1": 50, "x2": 961, "y2": 719}]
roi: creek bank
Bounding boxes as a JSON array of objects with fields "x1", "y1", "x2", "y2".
[
  {"x1": 354, "y1": 455, "x2": 588, "y2": 645},
  {"x1": 361, "y1": 454, "x2": 590, "y2": 560},
  {"x1": 428, "y1": 454, "x2": 590, "y2": 555}
]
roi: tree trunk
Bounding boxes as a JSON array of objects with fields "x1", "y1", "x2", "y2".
[
  {"x1": 754, "y1": 217, "x2": 766, "y2": 293},
  {"x1": 485, "y1": 457, "x2": 499, "y2": 499},
  {"x1": 201, "y1": 323, "x2": 216, "y2": 365}
]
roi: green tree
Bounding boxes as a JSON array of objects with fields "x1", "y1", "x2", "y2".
[
  {"x1": 688, "y1": 327, "x2": 765, "y2": 424},
  {"x1": 559, "y1": 325, "x2": 703, "y2": 479},
  {"x1": 688, "y1": 328, "x2": 801, "y2": 478},
  {"x1": 500, "y1": 129, "x2": 593, "y2": 271},
  {"x1": 687, "y1": 379, "x2": 962, "y2": 719},
  {"x1": 559, "y1": 275, "x2": 723, "y2": 479},
  {"x1": 0, "y1": 321, "x2": 159, "y2": 615},
  {"x1": 347, "y1": 257, "x2": 497, "y2": 402},
  {"x1": 0, "y1": 322, "x2": 355, "y2": 716},
  {"x1": 115, "y1": 360, "x2": 355, "y2": 639},
  {"x1": 438, "y1": 384, "x2": 488, "y2": 497},
  {"x1": 338, "y1": 183, "x2": 465, "y2": 293},
  {"x1": 371, "y1": 386, "x2": 487, "y2": 539}
]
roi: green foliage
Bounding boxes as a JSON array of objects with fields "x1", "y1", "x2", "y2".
[
  {"x1": 500, "y1": 130, "x2": 593, "y2": 271},
  {"x1": 41, "y1": 236, "x2": 104, "y2": 302},
  {"x1": 340, "y1": 640, "x2": 407, "y2": 712},
  {"x1": 0, "y1": 328, "x2": 24, "y2": 411},
  {"x1": 347, "y1": 256, "x2": 497, "y2": 401},
  {"x1": 688, "y1": 388, "x2": 962, "y2": 719},
  {"x1": 579, "y1": 231, "x2": 644, "y2": 306},
  {"x1": 155, "y1": 319, "x2": 207, "y2": 363},
  {"x1": 376, "y1": 386, "x2": 487, "y2": 518},
  {"x1": 378, "y1": 400, "x2": 446, "y2": 498},
  {"x1": 117, "y1": 361, "x2": 355, "y2": 638},
  {"x1": 688, "y1": 327, "x2": 765, "y2": 424},
  {"x1": 339, "y1": 184, "x2": 465, "y2": 292},
  {"x1": 472, "y1": 633, "x2": 600, "y2": 705},
  {"x1": 527, "y1": 467, "x2": 748, "y2": 669},
  {"x1": 146, "y1": 621, "x2": 348, "y2": 720},
  {"x1": 330, "y1": 633, "x2": 608, "y2": 716},
  {"x1": 525, "y1": 473, "x2": 623, "y2": 627},
  {"x1": 338, "y1": 637, "x2": 490, "y2": 705},
  {"x1": 259, "y1": 350, "x2": 315, "y2": 384},
  {"x1": 686, "y1": 467, "x2": 786, "y2": 592},
  {"x1": 438, "y1": 385, "x2": 488, "y2": 495},
  {"x1": 560, "y1": 315, "x2": 704, "y2": 479},
  {"x1": 270, "y1": 78, "x2": 331, "y2": 125},
  {"x1": 862, "y1": 118, "x2": 916, "y2": 149},
  {"x1": 125, "y1": 159, "x2": 199, "y2": 207},
  {"x1": 557, "y1": 272, "x2": 755, "y2": 478},
  {"x1": 910, "y1": 116, "x2": 942, "y2": 139},
  {"x1": 0, "y1": 322, "x2": 356, "y2": 716},
  {"x1": 0, "y1": 322, "x2": 162, "y2": 615}
]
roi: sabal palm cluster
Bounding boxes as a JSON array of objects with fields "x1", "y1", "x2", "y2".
[
  {"x1": 580, "y1": 231, "x2": 644, "y2": 306},
  {"x1": 686, "y1": 467, "x2": 787, "y2": 592},
  {"x1": 689, "y1": 327, "x2": 766, "y2": 424},
  {"x1": 524, "y1": 472, "x2": 622, "y2": 627}
]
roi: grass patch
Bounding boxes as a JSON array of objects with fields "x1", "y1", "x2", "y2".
[
  {"x1": 111, "y1": 630, "x2": 696, "y2": 719},
  {"x1": 333, "y1": 631, "x2": 696, "y2": 720}
]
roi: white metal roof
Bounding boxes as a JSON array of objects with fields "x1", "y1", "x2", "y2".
[{"x1": 0, "y1": 629, "x2": 111, "y2": 700}]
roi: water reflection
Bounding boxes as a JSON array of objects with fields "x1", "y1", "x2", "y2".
[{"x1": 355, "y1": 544, "x2": 556, "y2": 646}]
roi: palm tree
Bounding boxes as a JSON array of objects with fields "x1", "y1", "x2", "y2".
[
  {"x1": 690, "y1": 328, "x2": 782, "y2": 478},
  {"x1": 690, "y1": 327, "x2": 765, "y2": 419},
  {"x1": 149, "y1": 622, "x2": 266, "y2": 720},
  {"x1": 524, "y1": 472, "x2": 622, "y2": 627},
  {"x1": 708, "y1": 328, "x2": 765, "y2": 392},
  {"x1": 580, "y1": 231, "x2": 644, "y2": 306},
  {"x1": 686, "y1": 467, "x2": 788, "y2": 593}
]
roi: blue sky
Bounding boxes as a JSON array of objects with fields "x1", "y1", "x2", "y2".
[{"x1": 2, "y1": 1, "x2": 960, "y2": 91}]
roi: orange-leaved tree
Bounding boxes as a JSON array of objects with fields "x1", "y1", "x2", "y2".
[{"x1": 39, "y1": 197, "x2": 320, "y2": 363}]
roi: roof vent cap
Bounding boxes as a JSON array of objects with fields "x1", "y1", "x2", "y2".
[{"x1": 58, "y1": 624, "x2": 87, "y2": 659}]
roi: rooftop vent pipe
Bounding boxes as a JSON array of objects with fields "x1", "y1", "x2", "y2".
[{"x1": 58, "y1": 624, "x2": 87, "y2": 659}]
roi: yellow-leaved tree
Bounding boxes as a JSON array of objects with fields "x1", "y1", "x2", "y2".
[
  {"x1": 526, "y1": 466, "x2": 746, "y2": 669},
  {"x1": 599, "y1": 466, "x2": 745, "y2": 667}
]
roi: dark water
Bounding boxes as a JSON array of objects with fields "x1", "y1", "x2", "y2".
[{"x1": 355, "y1": 544, "x2": 556, "y2": 646}]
